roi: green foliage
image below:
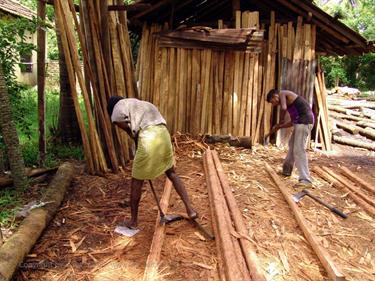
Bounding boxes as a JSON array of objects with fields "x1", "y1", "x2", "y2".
[
  {"x1": 0, "y1": 189, "x2": 20, "y2": 225},
  {"x1": 315, "y1": 0, "x2": 375, "y2": 90},
  {"x1": 0, "y1": 17, "x2": 36, "y2": 87}
]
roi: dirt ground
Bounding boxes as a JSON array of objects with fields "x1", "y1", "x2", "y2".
[{"x1": 13, "y1": 136, "x2": 375, "y2": 281}]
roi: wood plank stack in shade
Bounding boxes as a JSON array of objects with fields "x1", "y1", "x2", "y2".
[
  {"x1": 54, "y1": 0, "x2": 137, "y2": 174},
  {"x1": 136, "y1": 10, "x2": 332, "y2": 150}
]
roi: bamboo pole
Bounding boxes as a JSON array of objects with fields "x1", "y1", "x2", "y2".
[
  {"x1": 54, "y1": 0, "x2": 95, "y2": 173},
  {"x1": 60, "y1": 0, "x2": 108, "y2": 172},
  {"x1": 232, "y1": 10, "x2": 242, "y2": 136}
]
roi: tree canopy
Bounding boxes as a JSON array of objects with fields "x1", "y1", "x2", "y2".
[{"x1": 315, "y1": 0, "x2": 375, "y2": 90}]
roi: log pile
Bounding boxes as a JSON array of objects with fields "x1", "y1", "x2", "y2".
[
  {"x1": 136, "y1": 11, "x2": 331, "y2": 149},
  {"x1": 54, "y1": 0, "x2": 137, "y2": 174},
  {"x1": 203, "y1": 149, "x2": 265, "y2": 281},
  {"x1": 328, "y1": 97, "x2": 375, "y2": 150},
  {"x1": 277, "y1": 17, "x2": 318, "y2": 147}
]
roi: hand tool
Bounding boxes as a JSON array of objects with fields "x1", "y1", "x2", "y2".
[
  {"x1": 263, "y1": 133, "x2": 270, "y2": 145},
  {"x1": 148, "y1": 180, "x2": 184, "y2": 225},
  {"x1": 293, "y1": 189, "x2": 348, "y2": 219},
  {"x1": 189, "y1": 218, "x2": 215, "y2": 240}
]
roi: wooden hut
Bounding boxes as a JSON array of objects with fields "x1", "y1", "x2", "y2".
[
  {"x1": 125, "y1": 0, "x2": 374, "y2": 148},
  {"x1": 48, "y1": 0, "x2": 374, "y2": 174}
]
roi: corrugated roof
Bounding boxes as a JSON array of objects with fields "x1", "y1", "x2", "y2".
[{"x1": 0, "y1": 0, "x2": 36, "y2": 20}]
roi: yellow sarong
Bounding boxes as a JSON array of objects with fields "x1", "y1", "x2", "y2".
[{"x1": 132, "y1": 125, "x2": 174, "y2": 180}]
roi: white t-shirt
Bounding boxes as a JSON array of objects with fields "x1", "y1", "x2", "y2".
[{"x1": 111, "y1": 98, "x2": 166, "y2": 135}]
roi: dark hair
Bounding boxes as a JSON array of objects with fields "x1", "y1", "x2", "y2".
[
  {"x1": 107, "y1": 96, "x2": 124, "y2": 117},
  {"x1": 266, "y1": 89, "x2": 279, "y2": 102}
]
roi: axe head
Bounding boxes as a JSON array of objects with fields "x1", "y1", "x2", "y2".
[{"x1": 292, "y1": 189, "x2": 309, "y2": 203}]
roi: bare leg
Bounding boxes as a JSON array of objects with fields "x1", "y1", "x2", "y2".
[
  {"x1": 124, "y1": 178, "x2": 144, "y2": 228},
  {"x1": 166, "y1": 167, "x2": 197, "y2": 219}
]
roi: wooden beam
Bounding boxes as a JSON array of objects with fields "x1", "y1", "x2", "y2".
[
  {"x1": 132, "y1": 0, "x2": 171, "y2": 20},
  {"x1": 273, "y1": 0, "x2": 351, "y2": 44},
  {"x1": 143, "y1": 179, "x2": 173, "y2": 281},
  {"x1": 265, "y1": 163, "x2": 345, "y2": 281},
  {"x1": 287, "y1": 0, "x2": 366, "y2": 48},
  {"x1": 37, "y1": 0, "x2": 46, "y2": 164},
  {"x1": 212, "y1": 151, "x2": 266, "y2": 281},
  {"x1": 204, "y1": 149, "x2": 249, "y2": 281},
  {"x1": 322, "y1": 166, "x2": 375, "y2": 208},
  {"x1": 340, "y1": 166, "x2": 375, "y2": 196},
  {"x1": 313, "y1": 166, "x2": 375, "y2": 217},
  {"x1": 332, "y1": 135, "x2": 375, "y2": 151},
  {"x1": 232, "y1": 0, "x2": 240, "y2": 18},
  {"x1": 108, "y1": 3, "x2": 152, "y2": 12},
  {"x1": 42, "y1": 0, "x2": 79, "y2": 12}
]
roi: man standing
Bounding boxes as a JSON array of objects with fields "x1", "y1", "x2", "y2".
[
  {"x1": 107, "y1": 96, "x2": 197, "y2": 228},
  {"x1": 266, "y1": 89, "x2": 314, "y2": 187}
]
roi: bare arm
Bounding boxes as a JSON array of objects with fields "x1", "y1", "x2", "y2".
[{"x1": 279, "y1": 91, "x2": 288, "y2": 111}]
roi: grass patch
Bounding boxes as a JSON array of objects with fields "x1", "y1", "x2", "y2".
[
  {"x1": 7, "y1": 87, "x2": 86, "y2": 167},
  {"x1": 0, "y1": 189, "x2": 20, "y2": 226}
]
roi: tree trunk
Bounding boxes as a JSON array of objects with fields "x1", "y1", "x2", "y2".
[
  {"x1": 56, "y1": 26, "x2": 81, "y2": 144},
  {"x1": 0, "y1": 64, "x2": 28, "y2": 190}
]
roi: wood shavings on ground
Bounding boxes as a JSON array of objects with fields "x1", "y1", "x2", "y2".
[
  {"x1": 216, "y1": 142, "x2": 375, "y2": 281},
  {"x1": 14, "y1": 135, "x2": 375, "y2": 281}
]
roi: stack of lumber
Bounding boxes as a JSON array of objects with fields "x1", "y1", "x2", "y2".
[
  {"x1": 54, "y1": 0, "x2": 137, "y2": 174},
  {"x1": 158, "y1": 27, "x2": 264, "y2": 52},
  {"x1": 276, "y1": 17, "x2": 321, "y2": 148},
  {"x1": 137, "y1": 11, "x2": 274, "y2": 143},
  {"x1": 328, "y1": 98, "x2": 375, "y2": 150},
  {"x1": 203, "y1": 149, "x2": 265, "y2": 281},
  {"x1": 314, "y1": 64, "x2": 332, "y2": 151},
  {"x1": 137, "y1": 11, "x2": 331, "y2": 149}
]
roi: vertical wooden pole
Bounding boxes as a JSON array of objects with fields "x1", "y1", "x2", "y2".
[
  {"x1": 232, "y1": 0, "x2": 240, "y2": 19},
  {"x1": 100, "y1": 0, "x2": 113, "y2": 93},
  {"x1": 37, "y1": 0, "x2": 46, "y2": 164}
]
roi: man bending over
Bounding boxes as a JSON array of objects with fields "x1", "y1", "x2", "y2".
[
  {"x1": 107, "y1": 96, "x2": 197, "y2": 228},
  {"x1": 266, "y1": 89, "x2": 314, "y2": 187}
]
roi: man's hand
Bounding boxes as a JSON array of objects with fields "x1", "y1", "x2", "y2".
[{"x1": 270, "y1": 124, "x2": 281, "y2": 135}]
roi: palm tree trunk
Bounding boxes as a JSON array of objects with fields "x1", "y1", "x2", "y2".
[
  {"x1": 56, "y1": 26, "x2": 81, "y2": 144},
  {"x1": 0, "y1": 63, "x2": 28, "y2": 190}
]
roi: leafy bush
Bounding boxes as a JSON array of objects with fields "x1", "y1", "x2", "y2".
[{"x1": 315, "y1": 0, "x2": 375, "y2": 90}]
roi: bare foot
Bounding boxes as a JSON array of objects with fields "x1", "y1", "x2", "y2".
[{"x1": 122, "y1": 219, "x2": 138, "y2": 229}]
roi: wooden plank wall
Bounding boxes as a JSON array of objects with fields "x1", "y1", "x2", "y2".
[{"x1": 137, "y1": 10, "x2": 330, "y2": 149}]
